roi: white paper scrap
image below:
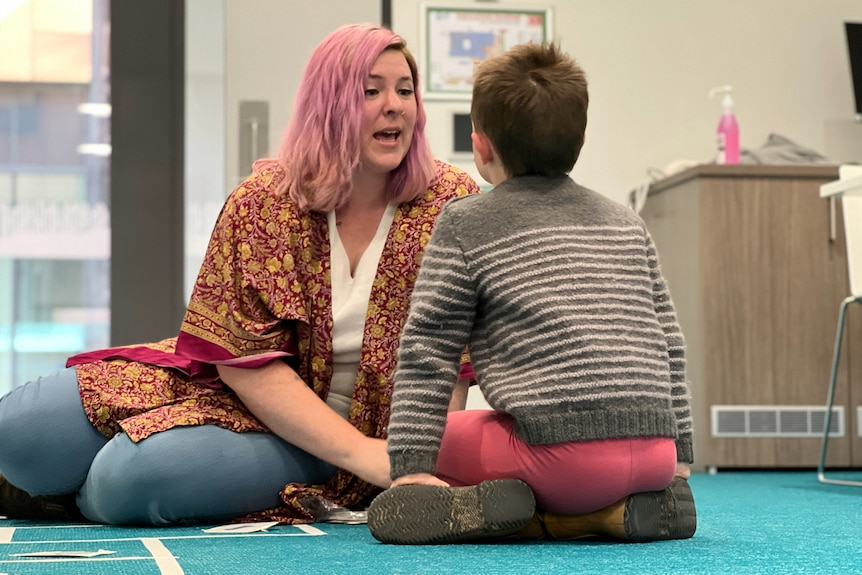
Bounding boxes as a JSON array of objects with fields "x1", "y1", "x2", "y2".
[
  {"x1": 202, "y1": 521, "x2": 280, "y2": 534},
  {"x1": 12, "y1": 549, "x2": 116, "y2": 558},
  {"x1": 320, "y1": 509, "x2": 367, "y2": 524}
]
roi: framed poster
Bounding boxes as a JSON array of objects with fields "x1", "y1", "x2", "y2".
[{"x1": 420, "y1": 4, "x2": 553, "y2": 99}]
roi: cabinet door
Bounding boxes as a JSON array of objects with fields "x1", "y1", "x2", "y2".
[{"x1": 700, "y1": 175, "x2": 852, "y2": 468}]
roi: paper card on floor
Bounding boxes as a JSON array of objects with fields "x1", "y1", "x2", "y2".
[
  {"x1": 320, "y1": 509, "x2": 367, "y2": 524},
  {"x1": 12, "y1": 549, "x2": 115, "y2": 558},
  {"x1": 203, "y1": 521, "x2": 280, "y2": 534}
]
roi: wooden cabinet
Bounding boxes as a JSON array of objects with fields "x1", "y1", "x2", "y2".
[{"x1": 640, "y1": 164, "x2": 862, "y2": 471}]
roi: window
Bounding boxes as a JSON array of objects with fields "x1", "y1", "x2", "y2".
[{"x1": 0, "y1": 0, "x2": 110, "y2": 394}]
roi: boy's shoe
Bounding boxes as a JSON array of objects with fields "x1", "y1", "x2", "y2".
[
  {"x1": 367, "y1": 478, "x2": 536, "y2": 545},
  {"x1": 541, "y1": 477, "x2": 697, "y2": 542},
  {"x1": 0, "y1": 473, "x2": 84, "y2": 521},
  {"x1": 624, "y1": 476, "x2": 697, "y2": 542}
]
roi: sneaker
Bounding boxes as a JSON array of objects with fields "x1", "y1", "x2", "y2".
[
  {"x1": 623, "y1": 477, "x2": 697, "y2": 542},
  {"x1": 367, "y1": 478, "x2": 536, "y2": 545},
  {"x1": 0, "y1": 473, "x2": 84, "y2": 521}
]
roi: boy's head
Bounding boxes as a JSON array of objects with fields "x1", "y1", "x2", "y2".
[{"x1": 471, "y1": 42, "x2": 588, "y2": 178}]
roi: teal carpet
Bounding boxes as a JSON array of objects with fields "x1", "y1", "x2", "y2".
[{"x1": 1, "y1": 471, "x2": 860, "y2": 574}]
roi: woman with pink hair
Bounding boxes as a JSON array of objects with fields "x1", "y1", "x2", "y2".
[{"x1": 0, "y1": 23, "x2": 479, "y2": 526}]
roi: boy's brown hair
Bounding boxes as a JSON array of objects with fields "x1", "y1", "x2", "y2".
[{"x1": 471, "y1": 42, "x2": 588, "y2": 177}]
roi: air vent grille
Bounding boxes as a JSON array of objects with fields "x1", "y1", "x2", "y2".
[{"x1": 711, "y1": 405, "x2": 843, "y2": 438}]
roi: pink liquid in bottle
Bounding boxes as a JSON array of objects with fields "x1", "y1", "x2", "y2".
[{"x1": 717, "y1": 110, "x2": 739, "y2": 165}]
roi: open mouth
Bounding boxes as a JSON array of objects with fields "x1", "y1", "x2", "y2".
[{"x1": 374, "y1": 130, "x2": 401, "y2": 142}]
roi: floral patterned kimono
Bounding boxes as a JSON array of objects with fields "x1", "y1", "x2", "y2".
[{"x1": 67, "y1": 159, "x2": 479, "y2": 523}]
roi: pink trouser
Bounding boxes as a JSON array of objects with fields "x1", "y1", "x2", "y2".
[{"x1": 435, "y1": 410, "x2": 677, "y2": 515}]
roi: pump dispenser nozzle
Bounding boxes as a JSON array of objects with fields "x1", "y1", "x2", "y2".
[
  {"x1": 709, "y1": 85, "x2": 734, "y2": 110},
  {"x1": 709, "y1": 84, "x2": 733, "y2": 98}
]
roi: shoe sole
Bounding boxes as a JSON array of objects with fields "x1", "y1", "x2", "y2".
[
  {"x1": 0, "y1": 474, "x2": 83, "y2": 521},
  {"x1": 624, "y1": 477, "x2": 697, "y2": 542},
  {"x1": 367, "y1": 479, "x2": 536, "y2": 545}
]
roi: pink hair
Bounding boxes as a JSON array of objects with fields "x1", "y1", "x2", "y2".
[{"x1": 259, "y1": 23, "x2": 436, "y2": 212}]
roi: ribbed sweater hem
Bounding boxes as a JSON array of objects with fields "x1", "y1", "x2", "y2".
[{"x1": 512, "y1": 408, "x2": 678, "y2": 445}]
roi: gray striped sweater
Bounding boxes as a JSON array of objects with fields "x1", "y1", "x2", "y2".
[{"x1": 387, "y1": 175, "x2": 693, "y2": 479}]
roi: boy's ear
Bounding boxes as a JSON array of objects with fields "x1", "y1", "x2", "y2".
[{"x1": 471, "y1": 132, "x2": 495, "y2": 165}]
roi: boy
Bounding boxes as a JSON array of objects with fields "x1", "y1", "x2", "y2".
[{"x1": 368, "y1": 42, "x2": 696, "y2": 545}]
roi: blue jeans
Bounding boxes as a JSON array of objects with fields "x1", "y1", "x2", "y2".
[{"x1": 0, "y1": 368, "x2": 336, "y2": 525}]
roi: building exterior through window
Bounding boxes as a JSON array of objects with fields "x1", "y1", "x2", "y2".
[{"x1": 0, "y1": 0, "x2": 110, "y2": 395}]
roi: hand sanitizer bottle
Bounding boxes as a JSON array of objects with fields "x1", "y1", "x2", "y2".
[{"x1": 709, "y1": 85, "x2": 740, "y2": 165}]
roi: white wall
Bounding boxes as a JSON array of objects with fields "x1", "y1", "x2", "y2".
[
  {"x1": 394, "y1": 0, "x2": 862, "y2": 203},
  {"x1": 207, "y1": 0, "x2": 862, "y2": 203},
  {"x1": 186, "y1": 0, "x2": 227, "y2": 297},
  {"x1": 224, "y1": 0, "x2": 381, "y2": 187}
]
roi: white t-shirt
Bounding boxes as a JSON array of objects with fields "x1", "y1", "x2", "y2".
[{"x1": 325, "y1": 205, "x2": 397, "y2": 419}]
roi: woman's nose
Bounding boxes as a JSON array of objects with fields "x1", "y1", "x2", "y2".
[{"x1": 384, "y1": 91, "x2": 404, "y2": 116}]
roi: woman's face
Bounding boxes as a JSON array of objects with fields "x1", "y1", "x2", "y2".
[{"x1": 358, "y1": 49, "x2": 417, "y2": 176}]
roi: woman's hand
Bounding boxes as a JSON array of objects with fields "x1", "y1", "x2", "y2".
[{"x1": 390, "y1": 473, "x2": 450, "y2": 488}]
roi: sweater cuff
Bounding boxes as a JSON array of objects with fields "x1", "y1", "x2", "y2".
[
  {"x1": 389, "y1": 450, "x2": 438, "y2": 480},
  {"x1": 676, "y1": 438, "x2": 694, "y2": 464}
]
